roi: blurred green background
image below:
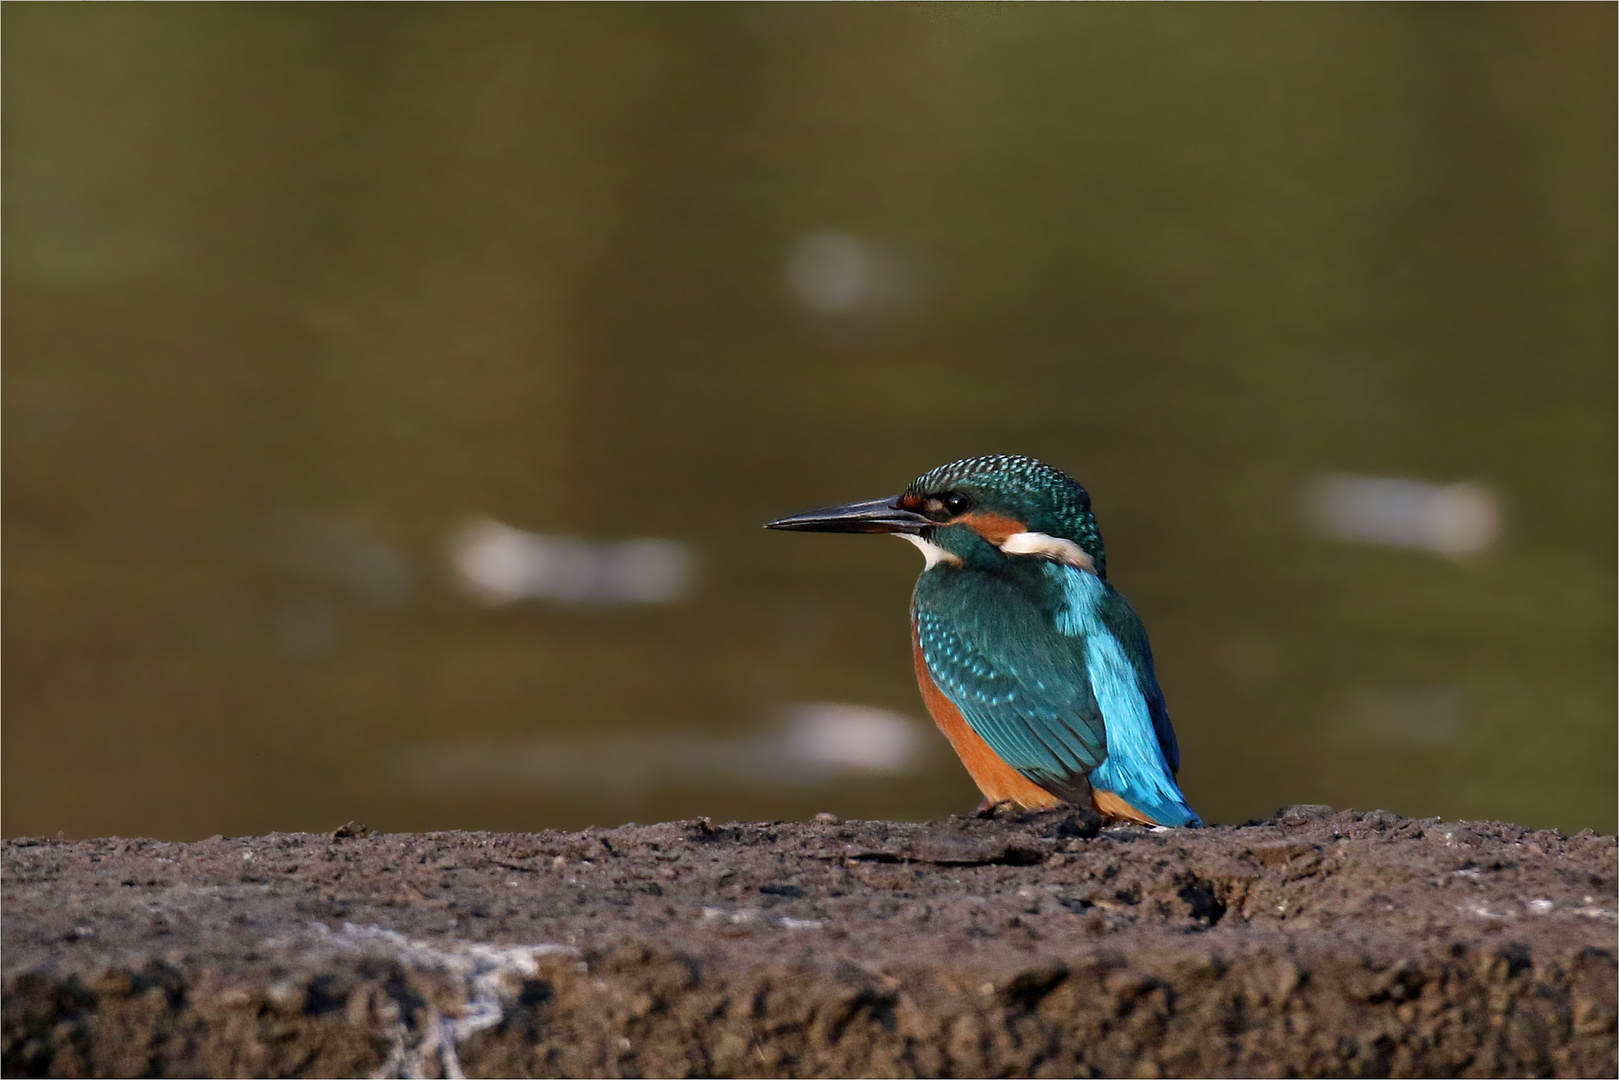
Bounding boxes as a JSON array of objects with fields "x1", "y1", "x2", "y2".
[{"x1": 5, "y1": 5, "x2": 1613, "y2": 840}]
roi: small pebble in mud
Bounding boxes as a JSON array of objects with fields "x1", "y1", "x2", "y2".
[
  {"x1": 814, "y1": 813, "x2": 839, "y2": 825},
  {"x1": 760, "y1": 883, "x2": 806, "y2": 898}
]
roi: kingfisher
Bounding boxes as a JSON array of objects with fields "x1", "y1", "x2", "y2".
[{"x1": 766, "y1": 454, "x2": 1199, "y2": 827}]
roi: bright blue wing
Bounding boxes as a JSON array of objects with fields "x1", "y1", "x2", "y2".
[{"x1": 914, "y1": 562, "x2": 1199, "y2": 826}]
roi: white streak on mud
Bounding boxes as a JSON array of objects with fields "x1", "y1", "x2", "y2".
[{"x1": 285, "y1": 922, "x2": 582, "y2": 1080}]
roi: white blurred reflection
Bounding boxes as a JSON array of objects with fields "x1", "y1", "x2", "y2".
[
  {"x1": 450, "y1": 518, "x2": 693, "y2": 605},
  {"x1": 785, "y1": 230, "x2": 927, "y2": 316},
  {"x1": 391, "y1": 703, "x2": 928, "y2": 795},
  {"x1": 1305, "y1": 474, "x2": 1501, "y2": 557},
  {"x1": 787, "y1": 232, "x2": 875, "y2": 313},
  {"x1": 779, "y1": 703, "x2": 919, "y2": 773}
]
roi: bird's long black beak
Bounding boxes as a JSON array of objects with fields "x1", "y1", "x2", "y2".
[{"x1": 764, "y1": 496, "x2": 930, "y2": 535}]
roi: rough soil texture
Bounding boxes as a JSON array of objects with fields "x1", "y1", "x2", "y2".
[{"x1": 2, "y1": 806, "x2": 1615, "y2": 1079}]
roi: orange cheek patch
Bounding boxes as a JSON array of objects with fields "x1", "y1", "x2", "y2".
[{"x1": 958, "y1": 512, "x2": 1027, "y2": 546}]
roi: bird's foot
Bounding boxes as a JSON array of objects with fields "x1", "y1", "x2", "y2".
[{"x1": 972, "y1": 799, "x2": 1026, "y2": 821}]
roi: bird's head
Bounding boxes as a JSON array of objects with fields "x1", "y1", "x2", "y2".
[{"x1": 765, "y1": 454, "x2": 1107, "y2": 577}]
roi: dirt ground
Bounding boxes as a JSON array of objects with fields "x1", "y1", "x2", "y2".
[{"x1": 2, "y1": 805, "x2": 1615, "y2": 1078}]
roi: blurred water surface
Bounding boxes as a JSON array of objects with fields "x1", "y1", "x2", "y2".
[{"x1": 5, "y1": 6, "x2": 1614, "y2": 839}]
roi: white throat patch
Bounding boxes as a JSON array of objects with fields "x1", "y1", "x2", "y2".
[
  {"x1": 998, "y1": 531, "x2": 1097, "y2": 572},
  {"x1": 897, "y1": 533, "x2": 962, "y2": 569}
]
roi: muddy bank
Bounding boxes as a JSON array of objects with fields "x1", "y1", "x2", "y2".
[{"x1": 3, "y1": 806, "x2": 1615, "y2": 1078}]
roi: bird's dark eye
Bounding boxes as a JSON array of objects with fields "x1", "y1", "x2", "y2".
[{"x1": 919, "y1": 490, "x2": 974, "y2": 521}]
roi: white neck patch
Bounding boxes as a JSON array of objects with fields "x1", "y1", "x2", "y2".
[
  {"x1": 998, "y1": 531, "x2": 1097, "y2": 572},
  {"x1": 897, "y1": 533, "x2": 962, "y2": 569}
]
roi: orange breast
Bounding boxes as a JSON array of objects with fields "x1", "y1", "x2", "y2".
[{"x1": 911, "y1": 629, "x2": 1061, "y2": 810}]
